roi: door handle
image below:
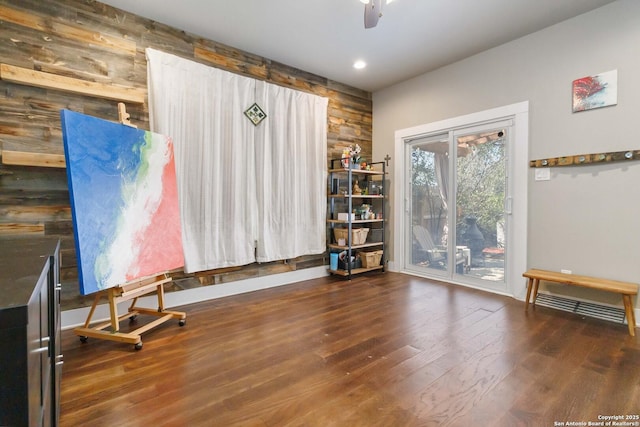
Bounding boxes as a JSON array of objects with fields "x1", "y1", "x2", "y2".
[{"x1": 505, "y1": 196, "x2": 513, "y2": 215}]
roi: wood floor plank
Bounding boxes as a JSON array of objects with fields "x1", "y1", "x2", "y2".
[{"x1": 59, "y1": 272, "x2": 640, "y2": 426}]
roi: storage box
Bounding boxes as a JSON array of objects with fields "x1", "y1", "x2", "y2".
[
  {"x1": 361, "y1": 250, "x2": 383, "y2": 268},
  {"x1": 338, "y1": 254, "x2": 362, "y2": 270},
  {"x1": 333, "y1": 227, "x2": 369, "y2": 245},
  {"x1": 367, "y1": 228, "x2": 383, "y2": 243},
  {"x1": 367, "y1": 181, "x2": 382, "y2": 195},
  {"x1": 337, "y1": 212, "x2": 354, "y2": 221},
  {"x1": 330, "y1": 252, "x2": 339, "y2": 270}
]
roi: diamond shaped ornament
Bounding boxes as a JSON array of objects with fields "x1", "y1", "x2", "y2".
[{"x1": 244, "y1": 103, "x2": 267, "y2": 126}]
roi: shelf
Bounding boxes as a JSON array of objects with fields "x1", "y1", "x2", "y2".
[
  {"x1": 327, "y1": 219, "x2": 384, "y2": 224},
  {"x1": 328, "y1": 194, "x2": 384, "y2": 199},
  {"x1": 328, "y1": 265, "x2": 384, "y2": 276},
  {"x1": 328, "y1": 242, "x2": 382, "y2": 250},
  {"x1": 1, "y1": 149, "x2": 66, "y2": 168},
  {"x1": 328, "y1": 168, "x2": 384, "y2": 176},
  {"x1": 0, "y1": 63, "x2": 146, "y2": 104}
]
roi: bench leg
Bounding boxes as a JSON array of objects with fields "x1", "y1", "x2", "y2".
[
  {"x1": 525, "y1": 278, "x2": 541, "y2": 310},
  {"x1": 622, "y1": 294, "x2": 636, "y2": 337},
  {"x1": 525, "y1": 277, "x2": 534, "y2": 310},
  {"x1": 532, "y1": 279, "x2": 540, "y2": 304}
]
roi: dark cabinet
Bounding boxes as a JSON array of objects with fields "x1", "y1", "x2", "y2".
[{"x1": 0, "y1": 238, "x2": 62, "y2": 427}]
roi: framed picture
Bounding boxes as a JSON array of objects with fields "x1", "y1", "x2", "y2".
[{"x1": 572, "y1": 69, "x2": 617, "y2": 112}]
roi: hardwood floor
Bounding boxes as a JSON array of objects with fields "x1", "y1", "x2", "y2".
[{"x1": 59, "y1": 272, "x2": 640, "y2": 426}]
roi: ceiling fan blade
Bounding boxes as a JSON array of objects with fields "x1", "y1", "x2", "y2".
[{"x1": 364, "y1": 0, "x2": 382, "y2": 28}]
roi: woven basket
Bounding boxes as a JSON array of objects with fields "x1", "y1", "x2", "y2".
[
  {"x1": 361, "y1": 250, "x2": 383, "y2": 268},
  {"x1": 333, "y1": 228, "x2": 369, "y2": 245}
]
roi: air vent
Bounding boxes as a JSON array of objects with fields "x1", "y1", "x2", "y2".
[{"x1": 535, "y1": 293, "x2": 627, "y2": 324}]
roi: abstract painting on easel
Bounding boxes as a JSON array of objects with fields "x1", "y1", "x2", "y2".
[
  {"x1": 61, "y1": 110, "x2": 184, "y2": 295},
  {"x1": 572, "y1": 69, "x2": 617, "y2": 112}
]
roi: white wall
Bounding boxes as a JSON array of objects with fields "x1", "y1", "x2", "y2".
[{"x1": 372, "y1": 0, "x2": 640, "y2": 307}]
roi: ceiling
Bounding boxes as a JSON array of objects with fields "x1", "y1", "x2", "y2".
[{"x1": 99, "y1": 0, "x2": 617, "y2": 92}]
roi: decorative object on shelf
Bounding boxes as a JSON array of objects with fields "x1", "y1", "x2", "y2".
[
  {"x1": 342, "y1": 144, "x2": 362, "y2": 168},
  {"x1": 353, "y1": 180, "x2": 362, "y2": 195},
  {"x1": 334, "y1": 228, "x2": 370, "y2": 246},
  {"x1": 341, "y1": 152, "x2": 349, "y2": 168},
  {"x1": 530, "y1": 149, "x2": 640, "y2": 168},
  {"x1": 367, "y1": 181, "x2": 381, "y2": 195},
  {"x1": 572, "y1": 69, "x2": 617, "y2": 112},
  {"x1": 356, "y1": 204, "x2": 371, "y2": 219},
  {"x1": 244, "y1": 102, "x2": 267, "y2": 125}
]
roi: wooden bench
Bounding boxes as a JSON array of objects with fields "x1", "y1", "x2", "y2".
[{"x1": 523, "y1": 269, "x2": 638, "y2": 336}]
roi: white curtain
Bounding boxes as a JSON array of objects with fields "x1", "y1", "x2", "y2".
[
  {"x1": 434, "y1": 153, "x2": 449, "y2": 246},
  {"x1": 254, "y1": 81, "x2": 328, "y2": 262},
  {"x1": 147, "y1": 48, "x2": 257, "y2": 272},
  {"x1": 146, "y1": 48, "x2": 327, "y2": 272}
]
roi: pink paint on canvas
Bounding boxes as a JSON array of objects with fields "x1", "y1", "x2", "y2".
[
  {"x1": 572, "y1": 70, "x2": 617, "y2": 112},
  {"x1": 128, "y1": 137, "x2": 184, "y2": 280}
]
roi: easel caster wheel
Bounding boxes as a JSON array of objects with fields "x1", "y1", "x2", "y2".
[
  {"x1": 179, "y1": 319, "x2": 186, "y2": 327},
  {"x1": 79, "y1": 336, "x2": 88, "y2": 343},
  {"x1": 134, "y1": 342, "x2": 143, "y2": 351}
]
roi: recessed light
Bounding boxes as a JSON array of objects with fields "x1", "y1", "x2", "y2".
[{"x1": 353, "y1": 60, "x2": 367, "y2": 69}]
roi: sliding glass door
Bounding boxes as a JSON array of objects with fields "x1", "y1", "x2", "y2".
[
  {"x1": 407, "y1": 121, "x2": 511, "y2": 291},
  {"x1": 408, "y1": 134, "x2": 453, "y2": 276}
]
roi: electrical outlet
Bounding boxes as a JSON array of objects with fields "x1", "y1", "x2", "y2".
[
  {"x1": 560, "y1": 269, "x2": 572, "y2": 274},
  {"x1": 535, "y1": 168, "x2": 551, "y2": 181}
]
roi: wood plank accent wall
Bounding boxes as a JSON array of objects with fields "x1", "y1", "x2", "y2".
[{"x1": 0, "y1": 0, "x2": 373, "y2": 310}]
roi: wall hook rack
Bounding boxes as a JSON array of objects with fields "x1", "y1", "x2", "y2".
[{"x1": 529, "y1": 149, "x2": 640, "y2": 168}]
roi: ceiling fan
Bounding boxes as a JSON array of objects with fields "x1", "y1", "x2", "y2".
[{"x1": 361, "y1": 0, "x2": 394, "y2": 29}]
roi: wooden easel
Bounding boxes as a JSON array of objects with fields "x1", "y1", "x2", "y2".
[
  {"x1": 117, "y1": 102, "x2": 136, "y2": 128},
  {"x1": 74, "y1": 273, "x2": 186, "y2": 350},
  {"x1": 73, "y1": 103, "x2": 186, "y2": 350}
]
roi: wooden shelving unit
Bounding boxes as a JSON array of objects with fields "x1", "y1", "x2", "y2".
[{"x1": 327, "y1": 160, "x2": 386, "y2": 279}]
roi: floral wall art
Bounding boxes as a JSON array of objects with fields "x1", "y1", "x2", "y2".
[{"x1": 572, "y1": 69, "x2": 617, "y2": 112}]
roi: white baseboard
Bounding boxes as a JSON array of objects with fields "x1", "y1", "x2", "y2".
[{"x1": 62, "y1": 265, "x2": 329, "y2": 330}]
